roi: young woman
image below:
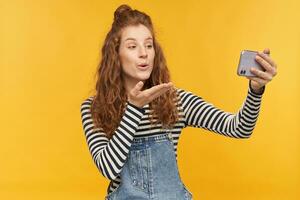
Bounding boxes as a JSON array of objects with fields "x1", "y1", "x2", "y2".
[{"x1": 80, "y1": 4, "x2": 277, "y2": 200}]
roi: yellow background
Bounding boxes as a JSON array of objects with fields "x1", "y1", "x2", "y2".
[{"x1": 1, "y1": 0, "x2": 299, "y2": 199}]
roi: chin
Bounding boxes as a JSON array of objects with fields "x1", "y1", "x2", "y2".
[{"x1": 137, "y1": 73, "x2": 152, "y2": 81}]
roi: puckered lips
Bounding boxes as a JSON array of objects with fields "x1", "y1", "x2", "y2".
[{"x1": 137, "y1": 63, "x2": 150, "y2": 71}]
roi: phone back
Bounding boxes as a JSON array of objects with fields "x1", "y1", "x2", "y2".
[{"x1": 237, "y1": 50, "x2": 264, "y2": 77}]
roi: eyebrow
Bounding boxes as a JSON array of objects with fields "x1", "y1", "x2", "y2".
[{"x1": 124, "y1": 37, "x2": 153, "y2": 42}]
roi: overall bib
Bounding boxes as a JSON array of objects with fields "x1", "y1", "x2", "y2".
[{"x1": 105, "y1": 132, "x2": 193, "y2": 200}]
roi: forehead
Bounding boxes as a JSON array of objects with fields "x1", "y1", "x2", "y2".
[{"x1": 120, "y1": 24, "x2": 153, "y2": 42}]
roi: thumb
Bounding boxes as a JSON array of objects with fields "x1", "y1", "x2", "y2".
[
  {"x1": 263, "y1": 48, "x2": 270, "y2": 55},
  {"x1": 132, "y1": 81, "x2": 144, "y2": 95}
]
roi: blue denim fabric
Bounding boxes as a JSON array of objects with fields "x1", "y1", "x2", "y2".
[{"x1": 105, "y1": 132, "x2": 193, "y2": 200}]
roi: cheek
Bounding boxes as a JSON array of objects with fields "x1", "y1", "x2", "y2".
[
  {"x1": 120, "y1": 52, "x2": 136, "y2": 66},
  {"x1": 150, "y1": 52, "x2": 155, "y2": 64}
]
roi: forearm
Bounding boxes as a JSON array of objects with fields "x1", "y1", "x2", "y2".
[{"x1": 81, "y1": 98, "x2": 145, "y2": 180}]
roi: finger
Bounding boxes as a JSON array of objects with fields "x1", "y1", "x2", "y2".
[
  {"x1": 131, "y1": 81, "x2": 144, "y2": 95},
  {"x1": 257, "y1": 51, "x2": 277, "y2": 69},
  {"x1": 148, "y1": 86, "x2": 172, "y2": 101},
  {"x1": 144, "y1": 84, "x2": 167, "y2": 97},
  {"x1": 144, "y1": 82, "x2": 173, "y2": 97},
  {"x1": 255, "y1": 55, "x2": 276, "y2": 74},
  {"x1": 255, "y1": 55, "x2": 277, "y2": 77},
  {"x1": 250, "y1": 68, "x2": 273, "y2": 81},
  {"x1": 144, "y1": 84, "x2": 172, "y2": 102},
  {"x1": 246, "y1": 76, "x2": 267, "y2": 86}
]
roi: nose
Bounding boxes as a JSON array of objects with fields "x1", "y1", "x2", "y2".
[{"x1": 138, "y1": 46, "x2": 148, "y2": 58}]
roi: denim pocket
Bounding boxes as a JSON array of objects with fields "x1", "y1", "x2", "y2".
[{"x1": 128, "y1": 149, "x2": 149, "y2": 192}]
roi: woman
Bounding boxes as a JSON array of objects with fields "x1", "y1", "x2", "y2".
[{"x1": 80, "y1": 4, "x2": 277, "y2": 200}]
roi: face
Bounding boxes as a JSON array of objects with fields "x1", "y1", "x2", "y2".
[{"x1": 118, "y1": 24, "x2": 155, "y2": 91}]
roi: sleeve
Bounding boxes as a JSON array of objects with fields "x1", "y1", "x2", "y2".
[
  {"x1": 177, "y1": 82, "x2": 265, "y2": 139},
  {"x1": 80, "y1": 97, "x2": 145, "y2": 180}
]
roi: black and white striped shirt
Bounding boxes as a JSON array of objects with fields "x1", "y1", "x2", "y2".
[{"x1": 80, "y1": 84, "x2": 264, "y2": 195}]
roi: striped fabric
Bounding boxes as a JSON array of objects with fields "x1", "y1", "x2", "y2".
[{"x1": 80, "y1": 84, "x2": 264, "y2": 194}]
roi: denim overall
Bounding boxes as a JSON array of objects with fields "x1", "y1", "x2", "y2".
[{"x1": 105, "y1": 132, "x2": 193, "y2": 200}]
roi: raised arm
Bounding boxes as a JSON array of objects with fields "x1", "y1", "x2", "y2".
[
  {"x1": 80, "y1": 97, "x2": 145, "y2": 180},
  {"x1": 177, "y1": 82, "x2": 265, "y2": 139}
]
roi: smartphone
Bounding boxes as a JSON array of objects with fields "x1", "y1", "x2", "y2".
[{"x1": 237, "y1": 50, "x2": 267, "y2": 77}]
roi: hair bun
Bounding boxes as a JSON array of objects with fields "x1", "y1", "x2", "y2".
[{"x1": 114, "y1": 4, "x2": 132, "y2": 21}]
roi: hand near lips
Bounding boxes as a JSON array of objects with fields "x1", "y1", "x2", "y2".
[{"x1": 246, "y1": 48, "x2": 278, "y2": 94}]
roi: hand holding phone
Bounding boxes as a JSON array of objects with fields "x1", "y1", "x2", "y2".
[{"x1": 237, "y1": 50, "x2": 269, "y2": 77}]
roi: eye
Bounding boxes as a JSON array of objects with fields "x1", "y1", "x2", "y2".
[
  {"x1": 146, "y1": 44, "x2": 153, "y2": 49},
  {"x1": 128, "y1": 45, "x2": 136, "y2": 49}
]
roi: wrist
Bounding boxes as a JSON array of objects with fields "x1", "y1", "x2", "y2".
[
  {"x1": 249, "y1": 80, "x2": 265, "y2": 95},
  {"x1": 252, "y1": 87, "x2": 264, "y2": 94}
]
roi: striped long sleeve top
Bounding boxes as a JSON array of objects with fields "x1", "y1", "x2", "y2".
[{"x1": 80, "y1": 82, "x2": 265, "y2": 195}]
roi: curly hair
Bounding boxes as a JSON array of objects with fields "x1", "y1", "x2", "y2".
[{"x1": 91, "y1": 4, "x2": 179, "y2": 139}]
